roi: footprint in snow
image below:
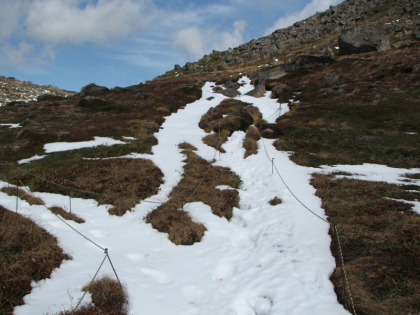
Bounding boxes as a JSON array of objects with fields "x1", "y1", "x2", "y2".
[
  {"x1": 140, "y1": 267, "x2": 169, "y2": 284},
  {"x1": 212, "y1": 263, "x2": 236, "y2": 282}
]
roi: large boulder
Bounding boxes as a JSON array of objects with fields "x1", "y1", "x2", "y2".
[
  {"x1": 80, "y1": 83, "x2": 109, "y2": 97},
  {"x1": 338, "y1": 25, "x2": 390, "y2": 55}
]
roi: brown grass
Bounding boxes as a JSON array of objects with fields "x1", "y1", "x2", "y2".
[
  {"x1": 311, "y1": 174, "x2": 420, "y2": 314},
  {"x1": 202, "y1": 130, "x2": 231, "y2": 153},
  {"x1": 198, "y1": 99, "x2": 252, "y2": 133},
  {"x1": 146, "y1": 143, "x2": 241, "y2": 245},
  {"x1": 60, "y1": 276, "x2": 127, "y2": 315},
  {"x1": 12, "y1": 158, "x2": 164, "y2": 217},
  {"x1": 0, "y1": 205, "x2": 70, "y2": 314},
  {"x1": 49, "y1": 206, "x2": 85, "y2": 224},
  {"x1": 269, "y1": 197, "x2": 282, "y2": 205},
  {"x1": 243, "y1": 126, "x2": 261, "y2": 158},
  {"x1": 1, "y1": 186, "x2": 44, "y2": 205}
]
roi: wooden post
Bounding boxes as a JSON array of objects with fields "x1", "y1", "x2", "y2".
[{"x1": 16, "y1": 185, "x2": 19, "y2": 212}]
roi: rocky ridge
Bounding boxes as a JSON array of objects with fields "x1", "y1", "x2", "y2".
[
  {"x1": 168, "y1": 0, "x2": 419, "y2": 74},
  {"x1": 0, "y1": 76, "x2": 74, "y2": 106}
]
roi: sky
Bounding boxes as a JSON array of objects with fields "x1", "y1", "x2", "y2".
[{"x1": 0, "y1": 0, "x2": 343, "y2": 91}]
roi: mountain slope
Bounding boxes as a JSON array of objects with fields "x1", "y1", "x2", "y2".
[{"x1": 0, "y1": 0, "x2": 419, "y2": 314}]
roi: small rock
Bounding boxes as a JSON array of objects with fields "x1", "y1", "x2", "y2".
[{"x1": 413, "y1": 23, "x2": 420, "y2": 41}]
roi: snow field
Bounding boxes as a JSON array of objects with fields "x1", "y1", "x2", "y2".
[{"x1": 1, "y1": 79, "x2": 355, "y2": 314}]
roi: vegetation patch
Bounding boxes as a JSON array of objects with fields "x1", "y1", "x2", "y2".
[
  {"x1": 269, "y1": 197, "x2": 282, "y2": 206},
  {"x1": 273, "y1": 45, "x2": 420, "y2": 168},
  {"x1": 311, "y1": 174, "x2": 420, "y2": 314},
  {"x1": 0, "y1": 186, "x2": 44, "y2": 205},
  {"x1": 7, "y1": 157, "x2": 164, "y2": 216},
  {"x1": 198, "y1": 99, "x2": 254, "y2": 133},
  {"x1": 202, "y1": 130, "x2": 230, "y2": 153},
  {"x1": 146, "y1": 143, "x2": 241, "y2": 245},
  {"x1": 60, "y1": 276, "x2": 127, "y2": 315},
  {"x1": 0, "y1": 205, "x2": 70, "y2": 314},
  {"x1": 243, "y1": 126, "x2": 261, "y2": 158},
  {"x1": 49, "y1": 206, "x2": 85, "y2": 224}
]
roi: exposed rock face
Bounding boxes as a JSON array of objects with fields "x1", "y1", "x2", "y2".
[
  {"x1": 0, "y1": 76, "x2": 74, "y2": 106},
  {"x1": 169, "y1": 0, "x2": 418, "y2": 72},
  {"x1": 338, "y1": 25, "x2": 391, "y2": 55}
]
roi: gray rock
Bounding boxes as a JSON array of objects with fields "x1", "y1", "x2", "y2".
[
  {"x1": 220, "y1": 88, "x2": 240, "y2": 98},
  {"x1": 413, "y1": 23, "x2": 420, "y2": 40},
  {"x1": 338, "y1": 25, "x2": 390, "y2": 56},
  {"x1": 324, "y1": 74, "x2": 340, "y2": 84},
  {"x1": 245, "y1": 84, "x2": 266, "y2": 98},
  {"x1": 322, "y1": 47, "x2": 334, "y2": 57},
  {"x1": 37, "y1": 94, "x2": 65, "y2": 102},
  {"x1": 135, "y1": 93, "x2": 144, "y2": 100},
  {"x1": 223, "y1": 80, "x2": 240, "y2": 90},
  {"x1": 174, "y1": 64, "x2": 181, "y2": 70},
  {"x1": 80, "y1": 83, "x2": 109, "y2": 97},
  {"x1": 324, "y1": 85, "x2": 345, "y2": 96}
]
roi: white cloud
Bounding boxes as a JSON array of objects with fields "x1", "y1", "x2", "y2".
[
  {"x1": 265, "y1": 0, "x2": 343, "y2": 34},
  {"x1": 172, "y1": 27, "x2": 205, "y2": 60},
  {"x1": 217, "y1": 20, "x2": 247, "y2": 50},
  {"x1": 0, "y1": 41, "x2": 33, "y2": 65},
  {"x1": 0, "y1": 1, "x2": 26, "y2": 42},
  {"x1": 25, "y1": 0, "x2": 156, "y2": 44}
]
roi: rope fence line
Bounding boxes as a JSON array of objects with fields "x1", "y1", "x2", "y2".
[
  {"x1": 257, "y1": 118, "x2": 357, "y2": 315},
  {"x1": 72, "y1": 252, "x2": 107, "y2": 314},
  {"x1": 2, "y1": 87, "x2": 357, "y2": 313}
]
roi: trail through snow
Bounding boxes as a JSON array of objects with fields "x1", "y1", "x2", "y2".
[{"x1": 0, "y1": 79, "x2": 386, "y2": 314}]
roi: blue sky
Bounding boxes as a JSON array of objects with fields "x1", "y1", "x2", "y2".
[{"x1": 0, "y1": 0, "x2": 343, "y2": 91}]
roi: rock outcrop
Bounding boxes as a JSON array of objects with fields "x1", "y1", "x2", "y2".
[{"x1": 338, "y1": 25, "x2": 391, "y2": 55}]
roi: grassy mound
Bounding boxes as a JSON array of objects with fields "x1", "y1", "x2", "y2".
[
  {"x1": 0, "y1": 205, "x2": 70, "y2": 314},
  {"x1": 146, "y1": 143, "x2": 241, "y2": 245},
  {"x1": 311, "y1": 174, "x2": 420, "y2": 314}
]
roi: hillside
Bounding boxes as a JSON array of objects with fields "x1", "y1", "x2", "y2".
[{"x1": 0, "y1": 0, "x2": 419, "y2": 314}]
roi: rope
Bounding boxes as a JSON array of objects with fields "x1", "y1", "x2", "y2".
[
  {"x1": 1, "y1": 162, "x2": 164, "y2": 205},
  {"x1": 257, "y1": 112, "x2": 357, "y2": 314},
  {"x1": 105, "y1": 249, "x2": 123, "y2": 289},
  {"x1": 334, "y1": 225, "x2": 357, "y2": 315},
  {"x1": 72, "y1": 252, "x2": 107, "y2": 314}
]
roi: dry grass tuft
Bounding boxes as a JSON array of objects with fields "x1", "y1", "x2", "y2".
[
  {"x1": 60, "y1": 276, "x2": 127, "y2": 315},
  {"x1": 269, "y1": 197, "x2": 282, "y2": 205},
  {"x1": 1, "y1": 186, "x2": 44, "y2": 205},
  {"x1": 199, "y1": 99, "x2": 253, "y2": 133},
  {"x1": 0, "y1": 205, "x2": 70, "y2": 314},
  {"x1": 311, "y1": 174, "x2": 420, "y2": 314},
  {"x1": 49, "y1": 206, "x2": 85, "y2": 223},
  {"x1": 146, "y1": 143, "x2": 241, "y2": 245},
  {"x1": 202, "y1": 130, "x2": 231, "y2": 153},
  {"x1": 243, "y1": 126, "x2": 261, "y2": 158}
]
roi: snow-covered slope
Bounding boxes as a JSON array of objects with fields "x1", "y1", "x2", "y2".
[{"x1": 4, "y1": 78, "x2": 418, "y2": 314}]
